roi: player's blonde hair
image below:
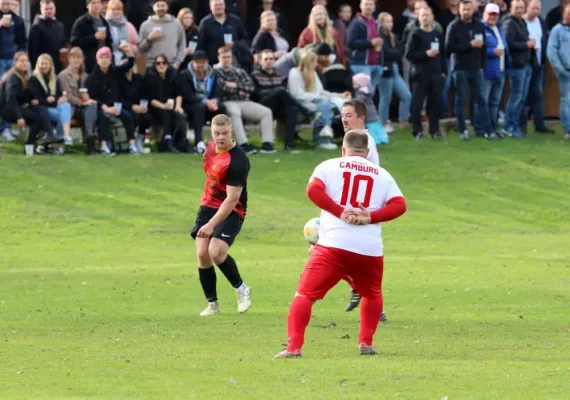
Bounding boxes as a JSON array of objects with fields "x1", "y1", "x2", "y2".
[
  {"x1": 211, "y1": 114, "x2": 233, "y2": 127},
  {"x1": 343, "y1": 130, "x2": 369, "y2": 153}
]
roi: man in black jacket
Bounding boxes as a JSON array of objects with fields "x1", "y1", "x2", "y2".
[
  {"x1": 446, "y1": 0, "x2": 491, "y2": 140},
  {"x1": 70, "y1": 0, "x2": 113, "y2": 73},
  {"x1": 28, "y1": 0, "x2": 66, "y2": 73},
  {"x1": 406, "y1": 7, "x2": 447, "y2": 140},
  {"x1": 521, "y1": 0, "x2": 554, "y2": 134},
  {"x1": 503, "y1": 0, "x2": 534, "y2": 137}
]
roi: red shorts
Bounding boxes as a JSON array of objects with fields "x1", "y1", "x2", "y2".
[{"x1": 297, "y1": 244, "x2": 384, "y2": 301}]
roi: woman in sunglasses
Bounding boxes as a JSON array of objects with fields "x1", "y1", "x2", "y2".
[{"x1": 142, "y1": 55, "x2": 190, "y2": 153}]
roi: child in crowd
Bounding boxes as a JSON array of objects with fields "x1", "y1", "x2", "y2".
[{"x1": 352, "y1": 73, "x2": 389, "y2": 145}]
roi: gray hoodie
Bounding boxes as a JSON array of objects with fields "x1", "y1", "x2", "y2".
[{"x1": 138, "y1": 14, "x2": 186, "y2": 68}]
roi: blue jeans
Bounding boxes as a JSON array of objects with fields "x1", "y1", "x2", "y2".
[
  {"x1": 475, "y1": 73, "x2": 506, "y2": 135},
  {"x1": 0, "y1": 58, "x2": 13, "y2": 131},
  {"x1": 47, "y1": 103, "x2": 72, "y2": 137},
  {"x1": 441, "y1": 58, "x2": 453, "y2": 117},
  {"x1": 378, "y1": 63, "x2": 411, "y2": 122},
  {"x1": 520, "y1": 66, "x2": 546, "y2": 130},
  {"x1": 312, "y1": 98, "x2": 334, "y2": 144},
  {"x1": 504, "y1": 65, "x2": 532, "y2": 134},
  {"x1": 351, "y1": 65, "x2": 384, "y2": 92},
  {"x1": 556, "y1": 72, "x2": 570, "y2": 133},
  {"x1": 453, "y1": 69, "x2": 491, "y2": 134}
]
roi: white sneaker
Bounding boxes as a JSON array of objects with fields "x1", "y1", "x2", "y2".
[
  {"x1": 237, "y1": 286, "x2": 251, "y2": 313},
  {"x1": 196, "y1": 141, "x2": 206, "y2": 154},
  {"x1": 385, "y1": 121, "x2": 394, "y2": 134},
  {"x1": 64, "y1": 135, "x2": 73, "y2": 146},
  {"x1": 187, "y1": 129, "x2": 195, "y2": 143},
  {"x1": 1, "y1": 129, "x2": 16, "y2": 141},
  {"x1": 318, "y1": 125, "x2": 334, "y2": 138},
  {"x1": 200, "y1": 302, "x2": 220, "y2": 316},
  {"x1": 317, "y1": 142, "x2": 338, "y2": 150}
]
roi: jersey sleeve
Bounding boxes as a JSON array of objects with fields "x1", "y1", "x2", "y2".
[
  {"x1": 226, "y1": 152, "x2": 249, "y2": 187},
  {"x1": 385, "y1": 178, "x2": 404, "y2": 202},
  {"x1": 309, "y1": 161, "x2": 329, "y2": 185}
]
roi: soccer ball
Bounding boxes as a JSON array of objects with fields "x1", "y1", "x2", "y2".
[{"x1": 303, "y1": 217, "x2": 320, "y2": 244}]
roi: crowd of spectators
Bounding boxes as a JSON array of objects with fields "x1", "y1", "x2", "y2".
[{"x1": 1, "y1": 0, "x2": 570, "y2": 156}]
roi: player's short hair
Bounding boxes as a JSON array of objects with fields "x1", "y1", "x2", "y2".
[
  {"x1": 343, "y1": 129, "x2": 369, "y2": 152},
  {"x1": 218, "y1": 46, "x2": 232, "y2": 56},
  {"x1": 342, "y1": 99, "x2": 368, "y2": 118},
  {"x1": 211, "y1": 114, "x2": 232, "y2": 127}
]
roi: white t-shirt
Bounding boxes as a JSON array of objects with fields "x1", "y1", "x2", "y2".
[
  {"x1": 365, "y1": 130, "x2": 380, "y2": 165},
  {"x1": 525, "y1": 18, "x2": 542, "y2": 64},
  {"x1": 310, "y1": 156, "x2": 403, "y2": 257}
]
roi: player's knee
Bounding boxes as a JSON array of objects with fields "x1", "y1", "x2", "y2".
[
  {"x1": 197, "y1": 248, "x2": 211, "y2": 266},
  {"x1": 208, "y1": 242, "x2": 228, "y2": 265}
]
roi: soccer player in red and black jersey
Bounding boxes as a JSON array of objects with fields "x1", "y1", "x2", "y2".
[{"x1": 191, "y1": 114, "x2": 252, "y2": 316}]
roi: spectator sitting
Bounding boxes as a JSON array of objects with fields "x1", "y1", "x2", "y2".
[
  {"x1": 378, "y1": 12, "x2": 411, "y2": 132},
  {"x1": 143, "y1": 54, "x2": 190, "y2": 153},
  {"x1": 197, "y1": 0, "x2": 248, "y2": 66},
  {"x1": 0, "y1": 52, "x2": 57, "y2": 151},
  {"x1": 179, "y1": 50, "x2": 226, "y2": 154},
  {"x1": 352, "y1": 73, "x2": 388, "y2": 144},
  {"x1": 30, "y1": 53, "x2": 73, "y2": 150},
  {"x1": 70, "y1": 0, "x2": 113, "y2": 73},
  {"x1": 87, "y1": 46, "x2": 138, "y2": 155},
  {"x1": 287, "y1": 50, "x2": 338, "y2": 151},
  {"x1": 215, "y1": 46, "x2": 276, "y2": 155},
  {"x1": 251, "y1": 10, "x2": 289, "y2": 61},
  {"x1": 57, "y1": 47, "x2": 99, "y2": 154},
  {"x1": 178, "y1": 7, "x2": 199, "y2": 66},
  {"x1": 139, "y1": 0, "x2": 186, "y2": 69},
  {"x1": 28, "y1": 0, "x2": 67, "y2": 74},
  {"x1": 118, "y1": 58, "x2": 152, "y2": 153},
  {"x1": 333, "y1": 3, "x2": 353, "y2": 63},
  {"x1": 315, "y1": 43, "x2": 353, "y2": 100},
  {"x1": 247, "y1": 0, "x2": 289, "y2": 42},
  {"x1": 252, "y1": 49, "x2": 311, "y2": 154},
  {"x1": 298, "y1": 5, "x2": 346, "y2": 66},
  {"x1": 105, "y1": 0, "x2": 139, "y2": 66}
]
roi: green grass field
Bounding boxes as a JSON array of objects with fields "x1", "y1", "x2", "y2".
[{"x1": 1, "y1": 130, "x2": 569, "y2": 399}]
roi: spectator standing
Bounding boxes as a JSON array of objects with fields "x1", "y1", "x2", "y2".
[
  {"x1": 437, "y1": 0, "x2": 460, "y2": 35},
  {"x1": 28, "y1": 0, "x2": 66, "y2": 74},
  {"x1": 405, "y1": 7, "x2": 446, "y2": 140},
  {"x1": 251, "y1": 10, "x2": 289, "y2": 61},
  {"x1": 502, "y1": 0, "x2": 534, "y2": 138},
  {"x1": 139, "y1": 0, "x2": 186, "y2": 69},
  {"x1": 445, "y1": 0, "x2": 490, "y2": 140},
  {"x1": 334, "y1": 4, "x2": 353, "y2": 63},
  {"x1": 86, "y1": 46, "x2": 138, "y2": 155},
  {"x1": 546, "y1": 3, "x2": 570, "y2": 140},
  {"x1": 347, "y1": 0, "x2": 383, "y2": 92},
  {"x1": 30, "y1": 54, "x2": 73, "y2": 148},
  {"x1": 215, "y1": 46, "x2": 276, "y2": 154},
  {"x1": 125, "y1": 0, "x2": 153, "y2": 30},
  {"x1": 436, "y1": 0, "x2": 460, "y2": 117},
  {"x1": 178, "y1": 7, "x2": 199, "y2": 65},
  {"x1": 0, "y1": 52, "x2": 56, "y2": 150},
  {"x1": 70, "y1": 0, "x2": 113, "y2": 73},
  {"x1": 521, "y1": 0, "x2": 554, "y2": 134},
  {"x1": 475, "y1": 3, "x2": 511, "y2": 139},
  {"x1": 288, "y1": 51, "x2": 338, "y2": 151},
  {"x1": 546, "y1": 0, "x2": 570, "y2": 31},
  {"x1": 252, "y1": 49, "x2": 304, "y2": 154},
  {"x1": 246, "y1": 0, "x2": 289, "y2": 42},
  {"x1": 57, "y1": 47, "x2": 99, "y2": 152},
  {"x1": 197, "y1": 0, "x2": 248, "y2": 66},
  {"x1": 395, "y1": 0, "x2": 417, "y2": 38},
  {"x1": 401, "y1": 1, "x2": 443, "y2": 48},
  {"x1": 9, "y1": 0, "x2": 18, "y2": 14},
  {"x1": 106, "y1": 0, "x2": 139, "y2": 66},
  {"x1": 378, "y1": 12, "x2": 412, "y2": 132},
  {"x1": 298, "y1": 5, "x2": 346, "y2": 66}
]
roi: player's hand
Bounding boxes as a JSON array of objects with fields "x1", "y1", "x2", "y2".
[
  {"x1": 197, "y1": 223, "x2": 215, "y2": 238},
  {"x1": 470, "y1": 39, "x2": 483, "y2": 48},
  {"x1": 147, "y1": 29, "x2": 162, "y2": 42},
  {"x1": 31, "y1": 99, "x2": 39, "y2": 106},
  {"x1": 47, "y1": 96, "x2": 56, "y2": 103},
  {"x1": 342, "y1": 204, "x2": 371, "y2": 225},
  {"x1": 426, "y1": 49, "x2": 439, "y2": 57},
  {"x1": 175, "y1": 106, "x2": 184, "y2": 114},
  {"x1": 94, "y1": 30, "x2": 107, "y2": 41},
  {"x1": 494, "y1": 47, "x2": 504, "y2": 56},
  {"x1": 17, "y1": 118, "x2": 26, "y2": 128},
  {"x1": 527, "y1": 38, "x2": 536, "y2": 49}
]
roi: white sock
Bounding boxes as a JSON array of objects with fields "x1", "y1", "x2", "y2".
[{"x1": 236, "y1": 283, "x2": 247, "y2": 293}]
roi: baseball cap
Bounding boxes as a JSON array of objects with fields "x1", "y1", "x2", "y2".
[
  {"x1": 484, "y1": 3, "x2": 500, "y2": 14},
  {"x1": 193, "y1": 50, "x2": 208, "y2": 61}
]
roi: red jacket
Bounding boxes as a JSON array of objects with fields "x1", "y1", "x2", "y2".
[{"x1": 297, "y1": 27, "x2": 347, "y2": 65}]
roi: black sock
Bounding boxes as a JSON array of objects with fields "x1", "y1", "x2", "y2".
[
  {"x1": 216, "y1": 254, "x2": 243, "y2": 289},
  {"x1": 199, "y1": 267, "x2": 217, "y2": 302}
]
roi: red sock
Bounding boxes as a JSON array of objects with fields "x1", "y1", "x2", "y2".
[
  {"x1": 286, "y1": 295, "x2": 313, "y2": 352},
  {"x1": 358, "y1": 294, "x2": 383, "y2": 346}
]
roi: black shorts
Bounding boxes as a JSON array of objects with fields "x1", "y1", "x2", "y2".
[{"x1": 190, "y1": 206, "x2": 244, "y2": 246}]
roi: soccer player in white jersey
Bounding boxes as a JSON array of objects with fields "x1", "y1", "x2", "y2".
[{"x1": 275, "y1": 130, "x2": 406, "y2": 358}]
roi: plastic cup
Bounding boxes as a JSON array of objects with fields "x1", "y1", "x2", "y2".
[
  {"x1": 188, "y1": 41, "x2": 197, "y2": 51},
  {"x1": 224, "y1": 34, "x2": 232, "y2": 44},
  {"x1": 167, "y1": 99, "x2": 174, "y2": 106},
  {"x1": 25, "y1": 144, "x2": 34, "y2": 156},
  {"x1": 140, "y1": 99, "x2": 148, "y2": 108},
  {"x1": 431, "y1": 42, "x2": 440, "y2": 51},
  {"x1": 474, "y1": 34, "x2": 483, "y2": 41},
  {"x1": 114, "y1": 102, "x2": 122, "y2": 113}
]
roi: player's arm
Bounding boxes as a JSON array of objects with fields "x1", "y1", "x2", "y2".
[
  {"x1": 206, "y1": 185, "x2": 243, "y2": 227},
  {"x1": 306, "y1": 177, "x2": 344, "y2": 219}
]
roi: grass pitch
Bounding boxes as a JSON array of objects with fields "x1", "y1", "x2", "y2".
[{"x1": 1, "y1": 130, "x2": 569, "y2": 399}]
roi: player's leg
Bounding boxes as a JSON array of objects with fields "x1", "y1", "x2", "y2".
[
  {"x1": 209, "y1": 213, "x2": 250, "y2": 313},
  {"x1": 344, "y1": 281, "x2": 362, "y2": 312},
  {"x1": 349, "y1": 255, "x2": 385, "y2": 355},
  {"x1": 191, "y1": 206, "x2": 220, "y2": 316},
  {"x1": 275, "y1": 245, "x2": 344, "y2": 358}
]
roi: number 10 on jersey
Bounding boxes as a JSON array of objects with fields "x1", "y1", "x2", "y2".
[{"x1": 340, "y1": 172, "x2": 374, "y2": 208}]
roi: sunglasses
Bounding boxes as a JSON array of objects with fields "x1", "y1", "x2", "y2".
[{"x1": 155, "y1": 61, "x2": 167, "y2": 66}]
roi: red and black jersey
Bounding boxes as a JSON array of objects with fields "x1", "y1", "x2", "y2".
[{"x1": 201, "y1": 141, "x2": 250, "y2": 218}]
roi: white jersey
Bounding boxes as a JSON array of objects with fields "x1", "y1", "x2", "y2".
[
  {"x1": 310, "y1": 156, "x2": 403, "y2": 257},
  {"x1": 365, "y1": 131, "x2": 380, "y2": 166}
]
